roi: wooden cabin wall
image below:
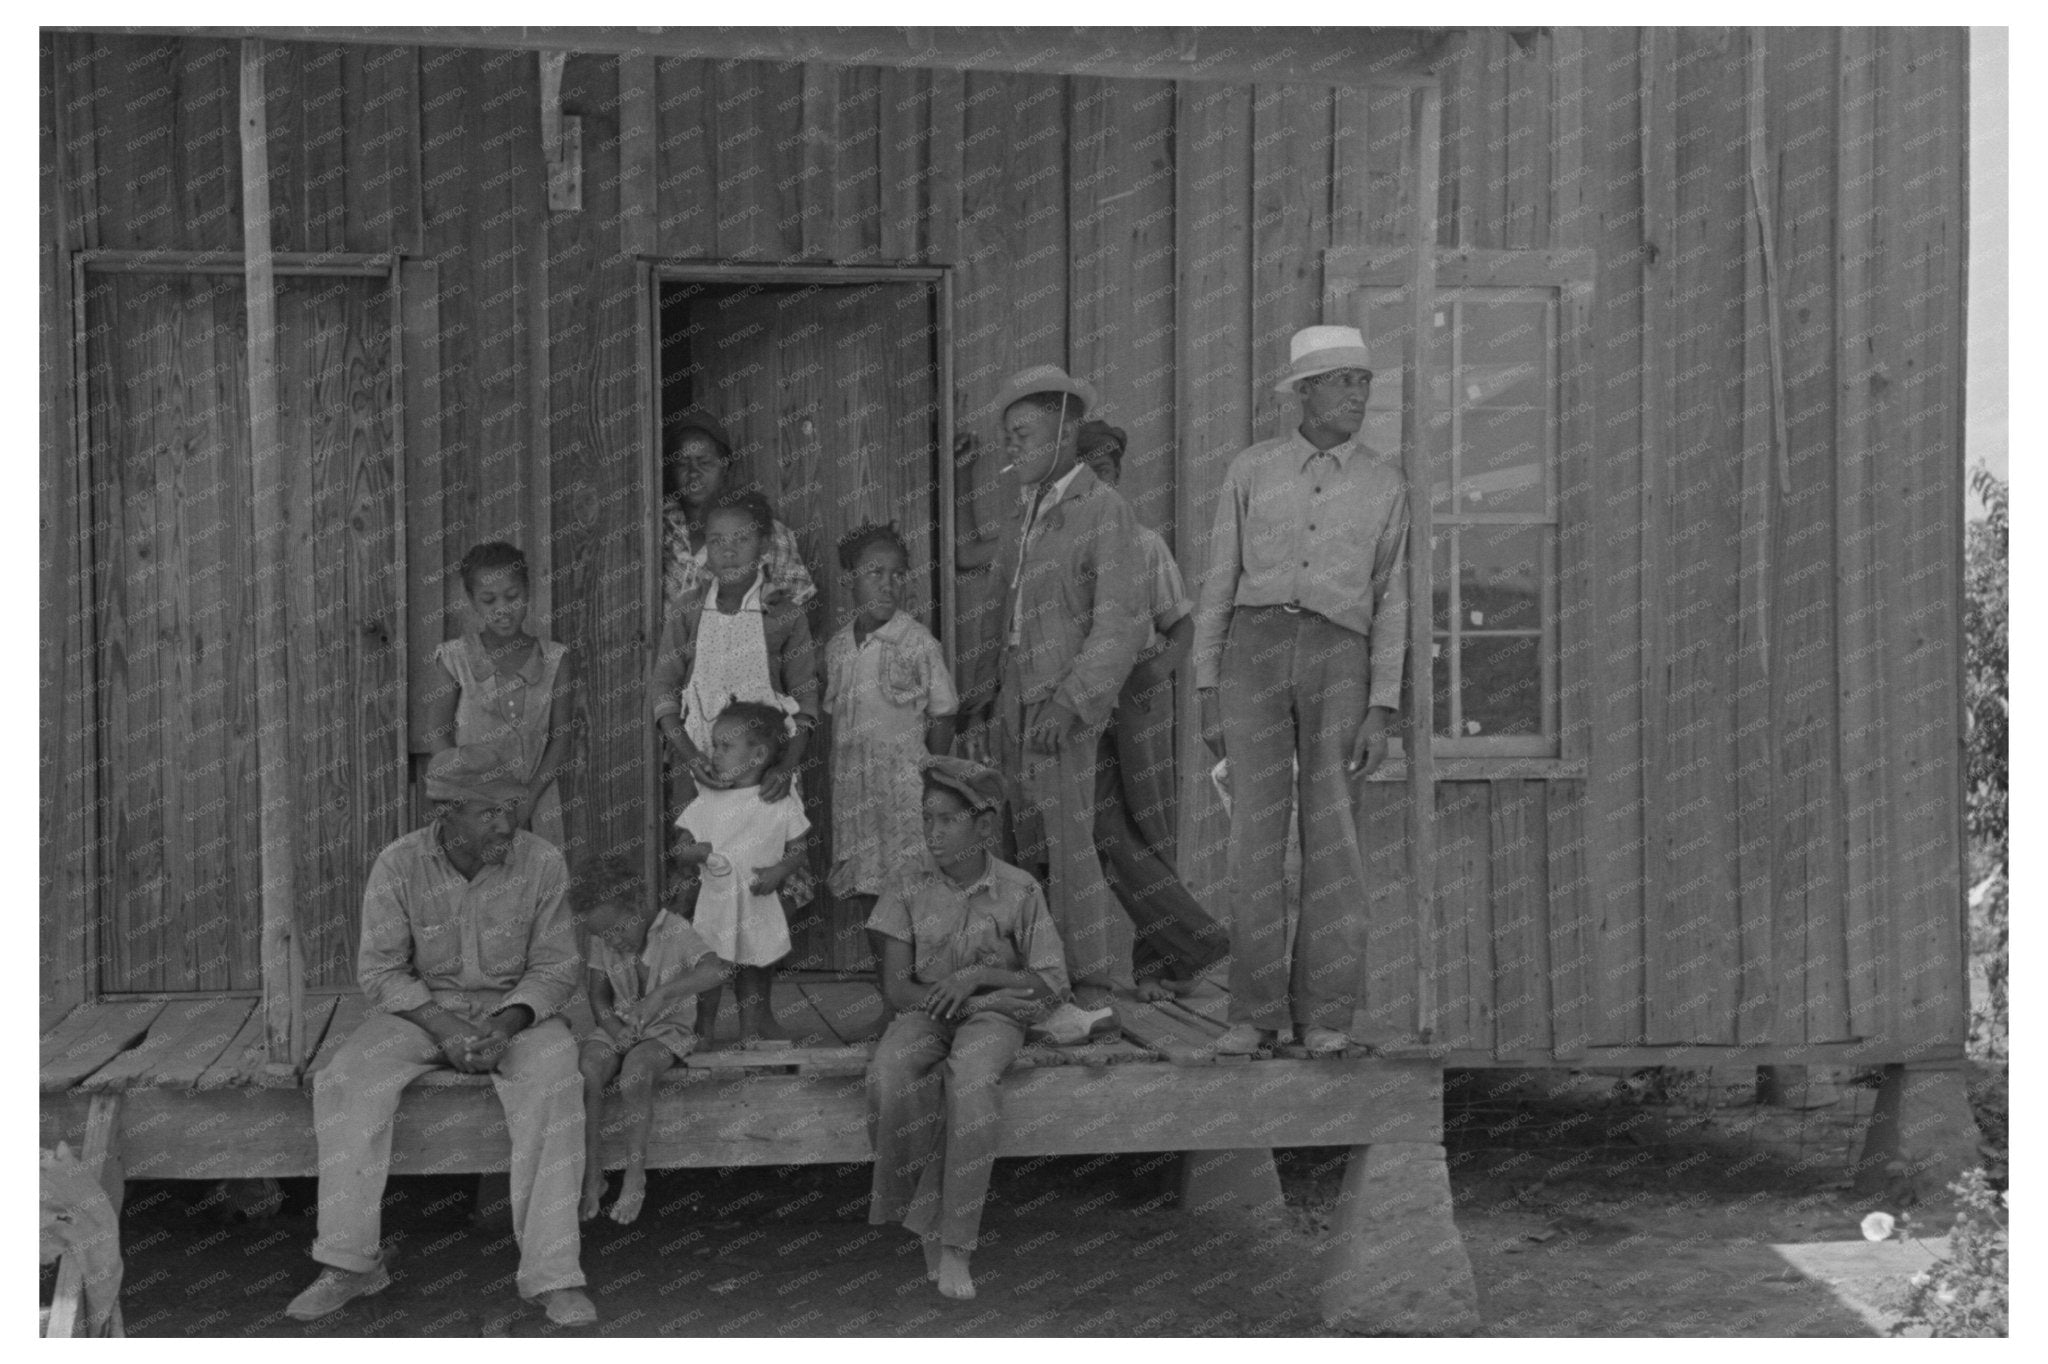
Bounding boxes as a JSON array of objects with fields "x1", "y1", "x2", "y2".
[{"x1": 40, "y1": 28, "x2": 1968, "y2": 1060}]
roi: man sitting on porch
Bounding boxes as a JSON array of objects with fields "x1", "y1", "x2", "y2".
[
  {"x1": 1192, "y1": 325, "x2": 1411, "y2": 1057},
  {"x1": 286, "y1": 743, "x2": 595, "y2": 1327}
]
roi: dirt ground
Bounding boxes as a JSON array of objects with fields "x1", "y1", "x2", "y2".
[{"x1": 84, "y1": 1065, "x2": 1993, "y2": 1338}]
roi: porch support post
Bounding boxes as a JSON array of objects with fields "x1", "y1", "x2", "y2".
[
  {"x1": 1319, "y1": 1140, "x2": 1479, "y2": 1334},
  {"x1": 1400, "y1": 80, "x2": 1443, "y2": 1043},
  {"x1": 240, "y1": 37, "x2": 305, "y2": 1072}
]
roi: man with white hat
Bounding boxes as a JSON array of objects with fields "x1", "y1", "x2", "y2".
[
  {"x1": 980, "y1": 364, "x2": 1149, "y2": 1043},
  {"x1": 1190, "y1": 325, "x2": 1411, "y2": 1057},
  {"x1": 285, "y1": 742, "x2": 595, "y2": 1326}
]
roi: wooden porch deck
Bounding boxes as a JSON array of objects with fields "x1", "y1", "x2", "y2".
[{"x1": 40, "y1": 979, "x2": 1443, "y2": 1179}]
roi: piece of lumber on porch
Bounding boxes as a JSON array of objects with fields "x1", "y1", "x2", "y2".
[{"x1": 40, "y1": 1002, "x2": 168, "y2": 1092}]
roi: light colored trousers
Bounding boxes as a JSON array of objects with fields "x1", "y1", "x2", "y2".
[
  {"x1": 310, "y1": 994, "x2": 586, "y2": 1297},
  {"x1": 1220, "y1": 607, "x2": 1370, "y2": 1031},
  {"x1": 865, "y1": 1011, "x2": 1025, "y2": 1250},
  {"x1": 996, "y1": 691, "x2": 1134, "y2": 995}
]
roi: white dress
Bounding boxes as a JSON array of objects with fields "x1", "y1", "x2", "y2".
[{"x1": 677, "y1": 785, "x2": 811, "y2": 967}]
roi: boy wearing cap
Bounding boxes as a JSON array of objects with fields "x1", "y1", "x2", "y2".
[
  {"x1": 1191, "y1": 326, "x2": 1411, "y2": 1057},
  {"x1": 287, "y1": 743, "x2": 594, "y2": 1326},
  {"x1": 865, "y1": 755, "x2": 1068, "y2": 1301},
  {"x1": 978, "y1": 365, "x2": 1149, "y2": 1041},
  {"x1": 1075, "y1": 419, "x2": 1229, "y2": 998}
]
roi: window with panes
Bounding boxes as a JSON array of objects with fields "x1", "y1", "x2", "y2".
[{"x1": 1333, "y1": 251, "x2": 1591, "y2": 762}]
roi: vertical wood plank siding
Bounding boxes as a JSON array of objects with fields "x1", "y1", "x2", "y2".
[{"x1": 39, "y1": 29, "x2": 1970, "y2": 1061}]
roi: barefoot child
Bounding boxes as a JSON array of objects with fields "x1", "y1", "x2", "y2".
[
  {"x1": 420, "y1": 542, "x2": 573, "y2": 844},
  {"x1": 824, "y1": 523, "x2": 959, "y2": 926},
  {"x1": 573, "y1": 855, "x2": 731, "y2": 1225},
  {"x1": 865, "y1": 756, "x2": 1067, "y2": 1300},
  {"x1": 674, "y1": 701, "x2": 811, "y2": 1046}
]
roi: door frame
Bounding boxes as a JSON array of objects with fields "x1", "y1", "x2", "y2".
[
  {"x1": 71, "y1": 247, "x2": 411, "y2": 1003},
  {"x1": 634, "y1": 260, "x2": 957, "y2": 901}
]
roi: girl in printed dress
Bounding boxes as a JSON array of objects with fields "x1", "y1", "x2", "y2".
[
  {"x1": 420, "y1": 542, "x2": 573, "y2": 845},
  {"x1": 824, "y1": 523, "x2": 959, "y2": 926}
]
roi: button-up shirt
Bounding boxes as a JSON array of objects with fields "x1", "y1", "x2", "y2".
[
  {"x1": 357, "y1": 826, "x2": 580, "y2": 1022},
  {"x1": 866, "y1": 856, "x2": 1070, "y2": 993},
  {"x1": 1191, "y1": 431, "x2": 1411, "y2": 709}
]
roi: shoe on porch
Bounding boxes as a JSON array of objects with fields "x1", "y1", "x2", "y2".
[
  {"x1": 284, "y1": 1262, "x2": 390, "y2": 1321},
  {"x1": 539, "y1": 1287, "x2": 598, "y2": 1326},
  {"x1": 1298, "y1": 1025, "x2": 1355, "y2": 1056},
  {"x1": 1029, "y1": 1001, "x2": 1118, "y2": 1046},
  {"x1": 1210, "y1": 1023, "x2": 1278, "y2": 1056}
]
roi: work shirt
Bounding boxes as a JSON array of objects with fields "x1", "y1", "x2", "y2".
[
  {"x1": 867, "y1": 856, "x2": 1071, "y2": 994},
  {"x1": 357, "y1": 826, "x2": 580, "y2": 1022},
  {"x1": 1136, "y1": 524, "x2": 1192, "y2": 646},
  {"x1": 1190, "y1": 431, "x2": 1411, "y2": 709}
]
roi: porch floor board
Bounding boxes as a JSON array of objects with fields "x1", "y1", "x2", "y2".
[{"x1": 38, "y1": 985, "x2": 1447, "y2": 1178}]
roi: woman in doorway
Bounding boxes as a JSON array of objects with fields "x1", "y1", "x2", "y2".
[{"x1": 662, "y1": 408, "x2": 816, "y2": 615}]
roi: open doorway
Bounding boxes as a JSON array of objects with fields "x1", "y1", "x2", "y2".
[{"x1": 650, "y1": 266, "x2": 953, "y2": 970}]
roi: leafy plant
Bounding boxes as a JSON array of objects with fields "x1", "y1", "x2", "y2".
[
  {"x1": 1870, "y1": 1168, "x2": 2008, "y2": 1337},
  {"x1": 1962, "y1": 468, "x2": 2007, "y2": 1060}
]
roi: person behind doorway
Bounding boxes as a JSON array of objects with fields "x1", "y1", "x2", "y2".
[
  {"x1": 1074, "y1": 420, "x2": 1229, "y2": 1000},
  {"x1": 417, "y1": 541, "x2": 574, "y2": 847},
  {"x1": 672, "y1": 700, "x2": 812, "y2": 1048},
  {"x1": 979, "y1": 365, "x2": 1149, "y2": 1045},
  {"x1": 1191, "y1": 325, "x2": 1411, "y2": 1058},
  {"x1": 285, "y1": 741, "x2": 594, "y2": 1327},
  {"x1": 573, "y1": 853, "x2": 732, "y2": 1226},
  {"x1": 865, "y1": 756, "x2": 1067, "y2": 1301},
  {"x1": 824, "y1": 522, "x2": 960, "y2": 933},
  {"x1": 661, "y1": 406, "x2": 816, "y2": 612}
]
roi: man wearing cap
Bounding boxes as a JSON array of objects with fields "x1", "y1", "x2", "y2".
[
  {"x1": 865, "y1": 754, "x2": 1068, "y2": 1299},
  {"x1": 1191, "y1": 326, "x2": 1411, "y2": 1057},
  {"x1": 1074, "y1": 419, "x2": 1230, "y2": 998},
  {"x1": 286, "y1": 743, "x2": 595, "y2": 1326},
  {"x1": 977, "y1": 365, "x2": 1149, "y2": 1042}
]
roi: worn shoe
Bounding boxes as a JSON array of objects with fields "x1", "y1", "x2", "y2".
[
  {"x1": 284, "y1": 1263, "x2": 390, "y2": 1321},
  {"x1": 1029, "y1": 1001, "x2": 1118, "y2": 1046},
  {"x1": 1298, "y1": 1025, "x2": 1354, "y2": 1056},
  {"x1": 539, "y1": 1287, "x2": 598, "y2": 1326},
  {"x1": 1210, "y1": 1023, "x2": 1277, "y2": 1056}
]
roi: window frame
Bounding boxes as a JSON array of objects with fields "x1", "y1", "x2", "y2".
[{"x1": 1322, "y1": 247, "x2": 1596, "y2": 777}]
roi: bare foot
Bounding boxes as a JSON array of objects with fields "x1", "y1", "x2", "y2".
[
  {"x1": 579, "y1": 1169, "x2": 607, "y2": 1221},
  {"x1": 936, "y1": 1247, "x2": 975, "y2": 1300},
  {"x1": 921, "y1": 1233, "x2": 942, "y2": 1281},
  {"x1": 610, "y1": 1167, "x2": 647, "y2": 1225},
  {"x1": 1134, "y1": 979, "x2": 1175, "y2": 1002}
]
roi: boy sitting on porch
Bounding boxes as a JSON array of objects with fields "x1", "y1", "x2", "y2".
[
  {"x1": 865, "y1": 755, "x2": 1067, "y2": 1301},
  {"x1": 573, "y1": 853, "x2": 732, "y2": 1226}
]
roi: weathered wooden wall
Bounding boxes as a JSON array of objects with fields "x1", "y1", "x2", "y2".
[{"x1": 40, "y1": 28, "x2": 1969, "y2": 1060}]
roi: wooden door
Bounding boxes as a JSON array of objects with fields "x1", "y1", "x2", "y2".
[
  {"x1": 688, "y1": 281, "x2": 943, "y2": 968},
  {"x1": 80, "y1": 270, "x2": 404, "y2": 992}
]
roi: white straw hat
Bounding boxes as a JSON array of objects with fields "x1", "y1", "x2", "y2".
[{"x1": 1273, "y1": 325, "x2": 1375, "y2": 393}]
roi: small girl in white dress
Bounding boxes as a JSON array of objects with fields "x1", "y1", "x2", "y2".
[{"x1": 674, "y1": 700, "x2": 811, "y2": 1047}]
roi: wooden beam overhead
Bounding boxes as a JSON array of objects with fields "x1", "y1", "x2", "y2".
[{"x1": 71, "y1": 25, "x2": 1463, "y2": 88}]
